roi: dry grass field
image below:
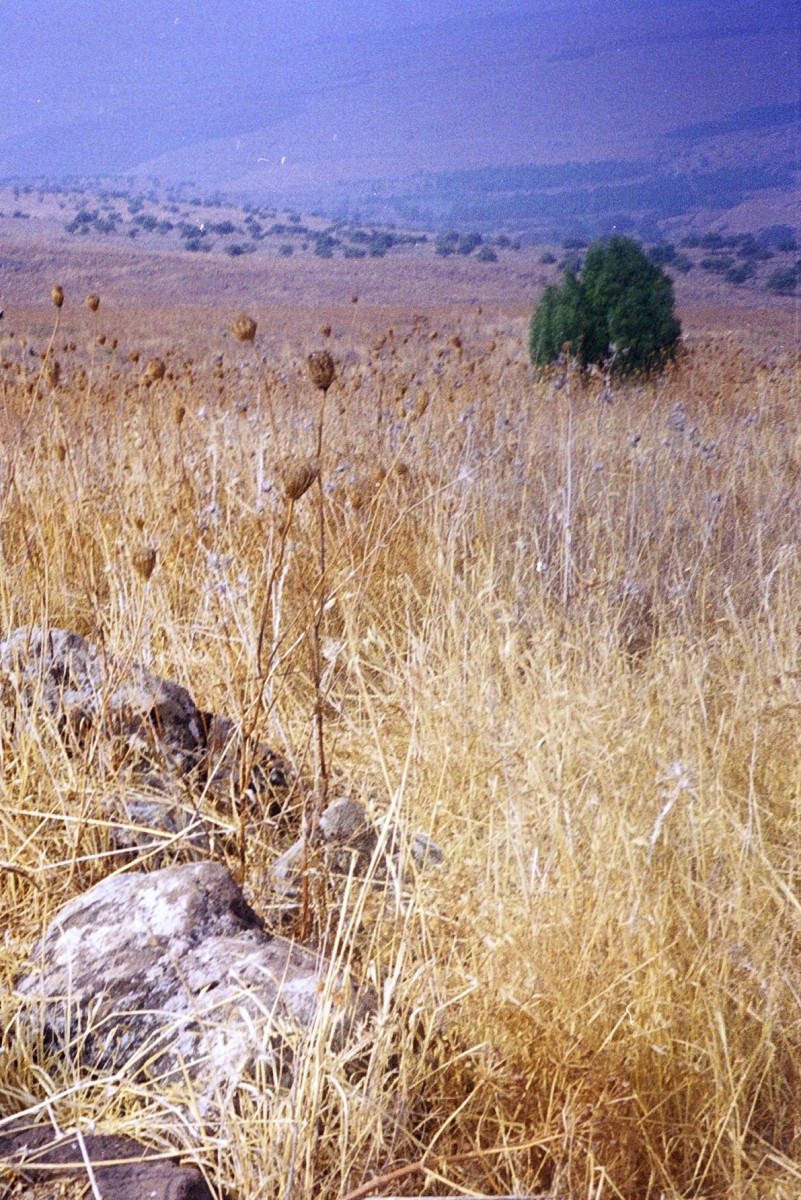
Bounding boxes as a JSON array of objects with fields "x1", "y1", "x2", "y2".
[{"x1": 0, "y1": 244, "x2": 800, "y2": 1199}]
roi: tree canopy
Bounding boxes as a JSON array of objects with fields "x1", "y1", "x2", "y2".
[{"x1": 529, "y1": 236, "x2": 681, "y2": 375}]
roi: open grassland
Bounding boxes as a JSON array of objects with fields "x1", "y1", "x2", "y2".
[{"x1": 1, "y1": 292, "x2": 801, "y2": 1199}]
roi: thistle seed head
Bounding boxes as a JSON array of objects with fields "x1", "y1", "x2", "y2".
[
  {"x1": 45, "y1": 359, "x2": 61, "y2": 389},
  {"x1": 231, "y1": 313, "x2": 257, "y2": 343},
  {"x1": 132, "y1": 545, "x2": 157, "y2": 582},
  {"x1": 142, "y1": 358, "x2": 166, "y2": 385},
  {"x1": 51, "y1": 286, "x2": 64, "y2": 309},
  {"x1": 281, "y1": 457, "x2": 320, "y2": 501},
  {"x1": 307, "y1": 349, "x2": 335, "y2": 393}
]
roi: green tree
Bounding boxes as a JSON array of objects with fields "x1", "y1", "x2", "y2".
[
  {"x1": 528, "y1": 272, "x2": 586, "y2": 366},
  {"x1": 529, "y1": 235, "x2": 681, "y2": 375}
]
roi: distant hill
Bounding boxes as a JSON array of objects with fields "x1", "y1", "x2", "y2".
[{"x1": 0, "y1": 1, "x2": 797, "y2": 241}]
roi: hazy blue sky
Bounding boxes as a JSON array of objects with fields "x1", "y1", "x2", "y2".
[{"x1": 1, "y1": 1, "x2": 797, "y2": 183}]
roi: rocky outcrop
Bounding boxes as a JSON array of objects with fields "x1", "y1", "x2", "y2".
[
  {"x1": 13, "y1": 861, "x2": 373, "y2": 1118},
  {"x1": 0, "y1": 1119, "x2": 213, "y2": 1200},
  {"x1": 0, "y1": 626, "x2": 292, "y2": 856},
  {"x1": 269, "y1": 796, "x2": 443, "y2": 920}
]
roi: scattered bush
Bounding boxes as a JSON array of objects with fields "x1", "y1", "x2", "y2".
[
  {"x1": 647, "y1": 243, "x2": 677, "y2": 266},
  {"x1": 700, "y1": 256, "x2": 735, "y2": 274},
  {"x1": 765, "y1": 266, "x2": 798, "y2": 294},
  {"x1": 530, "y1": 235, "x2": 681, "y2": 375},
  {"x1": 725, "y1": 262, "x2": 756, "y2": 285},
  {"x1": 456, "y1": 232, "x2": 483, "y2": 255}
]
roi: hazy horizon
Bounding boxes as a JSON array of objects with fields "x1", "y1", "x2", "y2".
[{"x1": 1, "y1": 0, "x2": 798, "y2": 192}]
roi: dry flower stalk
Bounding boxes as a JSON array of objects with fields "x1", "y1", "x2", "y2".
[{"x1": 51, "y1": 285, "x2": 64, "y2": 309}]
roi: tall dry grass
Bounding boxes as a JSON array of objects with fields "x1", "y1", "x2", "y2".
[{"x1": 0, "y1": 300, "x2": 800, "y2": 1199}]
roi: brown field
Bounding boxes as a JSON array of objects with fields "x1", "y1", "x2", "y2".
[{"x1": 1, "y1": 229, "x2": 801, "y2": 1199}]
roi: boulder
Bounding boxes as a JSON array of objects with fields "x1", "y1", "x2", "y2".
[
  {"x1": 0, "y1": 1119, "x2": 213, "y2": 1200},
  {"x1": 0, "y1": 625, "x2": 205, "y2": 778},
  {"x1": 0, "y1": 627, "x2": 293, "y2": 855},
  {"x1": 14, "y1": 862, "x2": 373, "y2": 1118},
  {"x1": 270, "y1": 797, "x2": 443, "y2": 918}
]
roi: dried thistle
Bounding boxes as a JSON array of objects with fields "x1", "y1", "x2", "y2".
[
  {"x1": 231, "y1": 313, "x2": 257, "y2": 343},
  {"x1": 307, "y1": 350, "x2": 335, "y2": 393},
  {"x1": 174, "y1": 404, "x2": 186, "y2": 426},
  {"x1": 142, "y1": 358, "x2": 166, "y2": 385},
  {"x1": 51, "y1": 285, "x2": 64, "y2": 309},
  {"x1": 45, "y1": 359, "x2": 61, "y2": 389},
  {"x1": 132, "y1": 545, "x2": 157, "y2": 582},
  {"x1": 281, "y1": 457, "x2": 320, "y2": 501},
  {"x1": 86, "y1": 294, "x2": 100, "y2": 313},
  {"x1": 129, "y1": 350, "x2": 140, "y2": 363},
  {"x1": 54, "y1": 442, "x2": 66, "y2": 462},
  {"x1": 321, "y1": 324, "x2": 332, "y2": 338}
]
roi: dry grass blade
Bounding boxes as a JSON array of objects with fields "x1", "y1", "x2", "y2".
[{"x1": 0, "y1": 283, "x2": 800, "y2": 1200}]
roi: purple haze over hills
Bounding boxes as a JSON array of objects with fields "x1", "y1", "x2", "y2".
[{"x1": 0, "y1": 0, "x2": 798, "y2": 213}]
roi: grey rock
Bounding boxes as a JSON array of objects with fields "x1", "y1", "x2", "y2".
[
  {"x1": 271, "y1": 797, "x2": 443, "y2": 910},
  {"x1": 0, "y1": 626, "x2": 293, "y2": 853},
  {"x1": 0, "y1": 625, "x2": 205, "y2": 777},
  {"x1": 14, "y1": 862, "x2": 372, "y2": 1117}
]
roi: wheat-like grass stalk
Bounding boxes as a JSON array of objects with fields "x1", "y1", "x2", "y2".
[{"x1": 0, "y1": 297, "x2": 799, "y2": 1199}]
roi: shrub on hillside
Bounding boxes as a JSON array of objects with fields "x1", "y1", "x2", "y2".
[
  {"x1": 765, "y1": 266, "x2": 798, "y2": 294},
  {"x1": 529, "y1": 235, "x2": 681, "y2": 376}
]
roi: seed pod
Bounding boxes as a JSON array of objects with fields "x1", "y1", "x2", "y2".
[
  {"x1": 142, "y1": 358, "x2": 166, "y2": 384},
  {"x1": 132, "y1": 545, "x2": 157, "y2": 582},
  {"x1": 86, "y1": 294, "x2": 100, "y2": 313},
  {"x1": 51, "y1": 285, "x2": 64, "y2": 309},
  {"x1": 45, "y1": 359, "x2": 61, "y2": 389},
  {"x1": 281, "y1": 457, "x2": 320, "y2": 501},
  {"x1": 307, "y1": 349, "x2": 335, "y2": 393},
  {"x1": 231, "y1": 313, "x2": 257, "y2": 343},
  {"x1": 174, "y1": 404, "x2": 186, "y2": 426}
]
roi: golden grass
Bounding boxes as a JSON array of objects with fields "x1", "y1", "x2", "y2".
[{"x1": 1, "y1": 301, "x2": 801, "y2": 1199}]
